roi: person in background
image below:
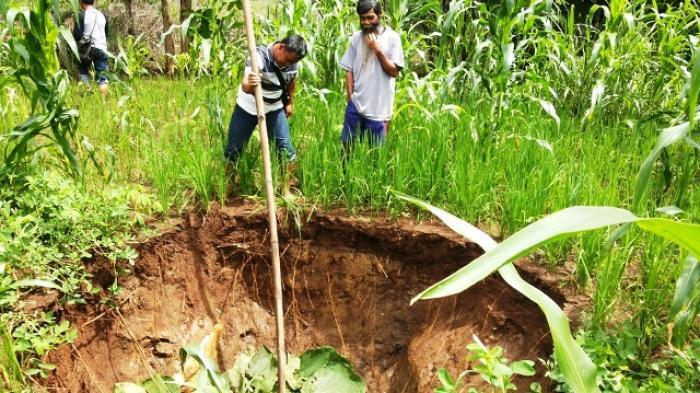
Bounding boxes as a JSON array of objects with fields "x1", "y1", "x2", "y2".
[
  {"x1": 73, "y1": 0, "x2": 109, "y2": 98},
  {"x1": 340, "y1": 0, "x2": 405, "y2": 150}
]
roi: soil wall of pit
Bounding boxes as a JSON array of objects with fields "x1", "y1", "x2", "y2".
[{"x1": 48, "y1": 201, "x2": 586, "y2": 392}]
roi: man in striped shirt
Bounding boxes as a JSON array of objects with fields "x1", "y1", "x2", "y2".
[{"x1": 224, "y1": 34, "x2": 307, "y2": 192}]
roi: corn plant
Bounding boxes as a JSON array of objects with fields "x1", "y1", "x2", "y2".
[
  {"x1": 0, "y1": 0, "x2": 84, "y2": 179},
  {"x1": 396, "y1": 192, "x2": 700, "y2": 393},
  {"x1": 178, "y1": 0, "x2": 246, "y2": 79}
]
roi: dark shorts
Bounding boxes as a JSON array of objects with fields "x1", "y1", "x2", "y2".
[
  {"x1": 78, "y1": 48, "x2": 109, "y2": 85},
  {"x1": 341, "y1": 100, "x2": 387, "y2": 144}
]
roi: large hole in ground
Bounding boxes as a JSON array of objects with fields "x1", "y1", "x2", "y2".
[{"x1": 49, "y1": 201, "x2": 584, "y2": 392}]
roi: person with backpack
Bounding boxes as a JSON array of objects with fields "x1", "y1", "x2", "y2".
[
  {"x1": 224, "y1": 34, "x2": 308, "y2": 194},
  {"x1": 73, "y1": 0, "x2": 109, "y2": 98}
]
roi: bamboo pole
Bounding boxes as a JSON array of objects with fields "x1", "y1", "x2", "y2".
[{"x1": 240, "y1": 0, "x2": 287, "y2": 391}]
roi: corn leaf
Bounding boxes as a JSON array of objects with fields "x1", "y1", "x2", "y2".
[
  {"x1": 669, "y1": 256, "x2": 700, "y2": 346},
  {"x1": 396, "y1": 193, "x2": 700, "y2": 393},
  {"x1": 397, "y1": 194, "x2": 600, "y2": 393},
  {"x1": 689, "y1": 48, "x2": 700, "y2": 130},
  {"x1": 633, "y1": 116, "x2": 699, "y2": 211}
]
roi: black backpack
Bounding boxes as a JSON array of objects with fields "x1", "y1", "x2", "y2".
[{"x1": 78, "y1": 13, "x2": 96, "y2": 63}]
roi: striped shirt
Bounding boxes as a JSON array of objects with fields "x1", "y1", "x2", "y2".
[{"x1": 236, "y1": 44, "x2": 299, "y2": 115}]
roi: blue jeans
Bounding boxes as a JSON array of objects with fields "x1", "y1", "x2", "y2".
[
  {"x1": 341, "y1": 100, "x2": 387, "y2": 144},
  {"x1": 224, "y1": 104, "x2": 296, "y2": 163},
  {"x1": 78, "y1": 48, "x2": 109, "y2": 85}
]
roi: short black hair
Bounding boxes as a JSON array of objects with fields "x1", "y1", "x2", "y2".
[
  {"x1": 81, "y1": 0, "x2": 95, "y2": 4},
  {"x1": 357, "y1": 0, "x2": 382, "y2": 15},
  {"x1": 279, "y1": 34, "x2": 308, "y2": 60}
]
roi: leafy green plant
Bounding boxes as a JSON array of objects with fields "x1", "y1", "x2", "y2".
[
  {"x1": 178, "y1": 0, "x2": 245, "y2": 79},
  {"x1": 668, "y1": 256, "x2": 700, "y2": 348},
  {"x1": 1, "y1": 0, "x2": 85, "y2": 178},
  {"x1": 0, "y1": 170, "x2": 156, "y2": 303},
  {"x1": 115, "y1": 346, "x2": 366, "y2": 393},
  {"x1": 396, "y1": 193, "x2": 700, "y2": 393},
  {"x1": 547, "y1": 325, "x2": 700, "y2": 392},
  {"x1": 9, "y1": 312, "x2": 76, "y2": 379},
  {"x1": 436, "y1": 335, "x2": 537, "y2": 393},
  {"x1": 0, "y1": 167, "x2": 156, "y2": 389},
  {"x1": 113, "y1": 34, "x2": 151, "y2": 80}
]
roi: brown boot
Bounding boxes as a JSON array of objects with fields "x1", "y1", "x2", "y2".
[
  {"x1": 281, "y1": 162, "x2": 300, "y2": 197},
  {"x1": 287, "y1": 161, "x2": 300, "y2": 188}
]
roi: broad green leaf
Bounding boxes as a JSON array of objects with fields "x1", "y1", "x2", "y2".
[
  {"x1": 670, "y1": 256, "x2": 700, "y2": 316},
  {"x1": 114, "y1": 382, "x2": 147, "y2": 393},
  {"x1": 437, "y1": 368, "x2": 455, "y2": 387},
  {"x1": 669, "y1": 256, "x2": 700, "y2": 346},
  {"x1": 181, "y1": 14, "x2": 194, "y2": 39},
  {"x1": 656, "y1": 206, "x2": 684, "y2": 217},
  {"x1": 299, "y1": 346, "x2": 334, "y2": 378},
  {"x1": 6, "y1": 7, "x2": 31, "y2": 30},
  {"x1": 287, "y1": 354, "x2": 303, "y2": 390},
  {"x1": 298, "y1": 347, "x2": 366, "y2": 392},
  {"x1": 307, "y1": 363, "x2": 366, "y2": 393},
  {"x1": 405, "y1": 203, "x2": 637, "y2": 301},
  {"x1": 536, "y1": 98, "x2": 560, "y2": 128},
  {"x1": 248, "y1": 346, "x2": 277, "y2": 391},
  {"x1": 635, "y1": 219, "x2": 700, "y2": 257},
  {"x1": 499, "y1": 264, "x2": 596, "y2": 392},
  {"x1": 178, "y1": 345, "x2": 227, "y2": 391},
  {"x1": 510, "y1": 360, "x2": 536, "y2": 376},
  {"x1": 141, "y1": 376, "x2": 179, "y2": 393},
  {"x1": 396, "y1": 193, "x2": 601, "y2": 393},
  {"x1": 501, "y1": 42, "x2": 514, "y2": 73},
  {"x1": 633, "y1": 115, "x2": 699, "y2": 211},
  {"x1": 583, "y1": 80, "x2": 605, "y2": 122},
  {"x1": 58, "y1": 26, "x2": 79, "y2": 60}
]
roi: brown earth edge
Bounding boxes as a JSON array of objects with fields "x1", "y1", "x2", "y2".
[{"x1": 44, "y1": 199, "x2": 588, "y2": 392}]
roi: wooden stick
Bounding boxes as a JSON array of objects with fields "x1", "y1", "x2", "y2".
[{"x1": 240, "y1": 1, "x2": 287, "y2": 391}]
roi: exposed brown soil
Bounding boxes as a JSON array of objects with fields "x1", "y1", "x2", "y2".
[{"x1": 47, "y1": 199, "x2": 587, "y2": 392}]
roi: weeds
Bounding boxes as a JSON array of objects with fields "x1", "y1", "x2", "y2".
[{"x1": 436, "y1": 335, "x2": 538, "y2": 393}]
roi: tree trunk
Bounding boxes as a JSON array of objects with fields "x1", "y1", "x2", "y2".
[
  {"x1": 180, "y1": 0, "x2": 192, "y2": 53},
  {"x1": 124, "y1": 0, "x2": 135, "y2": 35},
  {"x1": 161, "y1": 0, "x2": 175, "y2": 76}
]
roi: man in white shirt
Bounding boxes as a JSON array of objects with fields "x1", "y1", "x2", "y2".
[
  {"x1": 73, "y1": 0, "x2": 109, "y2": 97},
  {"x1": 340, "y1": 0, "x2": 405, "y2": 148}
]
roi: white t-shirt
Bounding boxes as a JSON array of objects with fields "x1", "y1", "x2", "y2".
[
  {"x1": 340, "y1": 27, "x2": 405, "y2": 121},
  {"x1": 82, "y1": 8, "x2": 108, "y2": 52}
]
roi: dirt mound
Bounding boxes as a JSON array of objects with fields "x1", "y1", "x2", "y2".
[{"x1": 48, "y1": 200, "x2": 585, "y2": 392}]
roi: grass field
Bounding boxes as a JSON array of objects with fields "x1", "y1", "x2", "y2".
[{"x1": 1, "y1": 0, "x2": 699, "y2": 391}]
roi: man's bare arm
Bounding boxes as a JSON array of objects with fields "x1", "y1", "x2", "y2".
[
  {"x1": 365, "y1": 34, "x2": 399, "y2": 77},
  {"x1": 345, "y1": 70, "x2": 354, "y2": 101}
]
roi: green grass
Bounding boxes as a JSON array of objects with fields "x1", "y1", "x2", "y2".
[{"x1": 2, "y1": 0, "x2": 700, "y2": 389}]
